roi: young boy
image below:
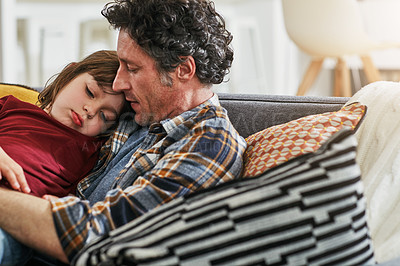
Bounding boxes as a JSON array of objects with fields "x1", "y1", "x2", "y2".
[{"x1": 0, "y1": 50, "x2": 130, "y2": 198}]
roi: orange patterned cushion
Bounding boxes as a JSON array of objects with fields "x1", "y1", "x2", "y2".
[{"x1": 243, "y1": 102, "x2": 366, "y2": 177}]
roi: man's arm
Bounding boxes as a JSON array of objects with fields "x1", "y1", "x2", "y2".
[{"x1": 0, "y1": 187, "x2": 68, "y2": 263}]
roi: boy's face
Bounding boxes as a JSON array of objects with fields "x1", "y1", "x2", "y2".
[{"x1": 46, "y1": 73, "x2": 125, "y2": 137}]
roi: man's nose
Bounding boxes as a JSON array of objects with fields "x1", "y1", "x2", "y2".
[{"x1": 113, "y1": 67, "x2": 130, "y2": 93}]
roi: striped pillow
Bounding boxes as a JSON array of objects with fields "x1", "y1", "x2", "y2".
[{"x1": 73, "y1": 130, "x2": 375, "y2": 266}]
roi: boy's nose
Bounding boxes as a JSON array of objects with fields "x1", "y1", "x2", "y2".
[{"x1": 84, "y1": 105, "x2": 96, "y2": 119}]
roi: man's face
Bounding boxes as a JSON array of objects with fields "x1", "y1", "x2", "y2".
[{"x1": 113, "y1": 30, "x2": 182, "y2": 126}]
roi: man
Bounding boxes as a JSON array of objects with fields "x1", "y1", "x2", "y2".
[{"x1": 0, "y1": 0, "x2": 246, "y2": 264}]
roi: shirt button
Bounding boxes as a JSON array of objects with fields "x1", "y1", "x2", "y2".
[{"x1": 151, "y1": 125, "x2": 163, "y2": 133}]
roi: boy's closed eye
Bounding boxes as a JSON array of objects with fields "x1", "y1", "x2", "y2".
[
  {"x1": 86, "y1": 87, "x2": 94, "y2": 98},
  {"x1": 101, "y1": 110, "x2": 118, "y2": 125}
]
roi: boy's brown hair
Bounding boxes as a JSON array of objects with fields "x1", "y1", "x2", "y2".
[{"x1": 38, "y1": 50, "x2": 122, "y2": 110}]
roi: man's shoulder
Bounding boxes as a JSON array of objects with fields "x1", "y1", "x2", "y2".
[
  {"x1": 189, "y1": 103, "x2": 233, "y2": 130},
  {"x1": 197, "y1": 102, "x2": 228, "y2": 118},
  {"x1": 163, "y1": 94, "x2": 242, "y2": 143},
  {"x1": 191, "y1": 104, "x2": 244, "y2": 144}
]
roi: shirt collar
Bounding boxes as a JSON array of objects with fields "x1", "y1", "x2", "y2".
[{"x1": 158, "y1": 93, "x2": 220, "y2": 135}]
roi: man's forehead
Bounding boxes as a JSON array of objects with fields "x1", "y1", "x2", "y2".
[
  {"x1": 117, "y1": 31, "x2": 139, "y2": 58},
  {"x1": 117, "y1": 31, "x2": 157, "y2": 68}
]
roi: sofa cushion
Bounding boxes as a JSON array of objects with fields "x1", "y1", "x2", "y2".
[
  {"x1": 346, "y1": 81, "x2": 400, "y2": 263},
  {"x1": 0, "y1": 83, "x2": 39, "y2": 104},
  {"x1": 243, "y1": 102, "x2": 366, "y2": 177},
  {"x1": 218, "y1": 93, "x2": 348, "y2": 138},
  {"x1": 73, "y1": 130, "x2": 375, "y2": 266}
]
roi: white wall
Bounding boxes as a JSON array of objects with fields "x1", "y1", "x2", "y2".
[
  {"x1": 1, "y1": 0, "x2": 400, "y2": 96},
  {"x1": 0, "y1": 0, "x2": 18, "y2": 83},
  {"x1": 4, "y1": 0, "x2": 304, "y2": 95},
  {"x1": 0, "y1": 0, "x2": 114, "y2": 88},
  {"x1": 213, "y1": 0, "x2": 299, "y2": 95}
]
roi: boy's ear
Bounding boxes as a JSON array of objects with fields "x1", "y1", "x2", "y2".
[{"x1": 176, "y1": 56, "x2": 196, "y2": 81}]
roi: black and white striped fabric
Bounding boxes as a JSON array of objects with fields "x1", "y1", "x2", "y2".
[{"x1": 73, "y1": 130, "x2": 375, "y2": 266}]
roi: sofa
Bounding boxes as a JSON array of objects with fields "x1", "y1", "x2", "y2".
[
  {"x1": 70, "y1": 90, "x2": 373, "y2": 266},
  {"x1": 1, "y1": 82, "x2": 399, "y2": 265},
  {"x1": 218, "y1": 93, "x2": 347, "y2": 138}
]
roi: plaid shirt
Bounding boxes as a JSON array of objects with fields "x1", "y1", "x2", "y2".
[{"x1": 50, "y1": 95, "x2": 247, "y2": 261}]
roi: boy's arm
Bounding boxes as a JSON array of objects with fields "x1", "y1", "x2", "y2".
[{"x1": 0, "y1": 187, "x2": 68, "y2": 263}]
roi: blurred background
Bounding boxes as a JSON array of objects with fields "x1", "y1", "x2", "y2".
[{"x1": 1, "y1": 0, "x2": 400, "y2": 96}]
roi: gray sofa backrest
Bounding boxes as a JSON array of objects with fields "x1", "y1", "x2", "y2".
[{"x1": 218, "y1": 93, "x2": 349, "y2": 138}]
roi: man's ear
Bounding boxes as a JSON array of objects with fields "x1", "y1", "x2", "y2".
[{"x1": 177, "y1": 56, "x2": 196, "y2": 81}]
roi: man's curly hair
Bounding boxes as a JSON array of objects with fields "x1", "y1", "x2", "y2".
[{"x1": 102, "y1": 0, "x2": 233, "y2": 85}]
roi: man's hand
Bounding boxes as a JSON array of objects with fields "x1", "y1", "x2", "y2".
[{"x1": 0, "y1": 147, "x2": 31, "y2": 193}]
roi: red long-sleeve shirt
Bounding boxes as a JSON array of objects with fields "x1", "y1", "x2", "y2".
[{"x1": 0, "y1": 95, "x2": 104, "y2": 197}]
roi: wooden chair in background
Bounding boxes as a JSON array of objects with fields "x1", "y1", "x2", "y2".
[{"x1": 282, "y1": 0, "x2": 400, "y2": 97}]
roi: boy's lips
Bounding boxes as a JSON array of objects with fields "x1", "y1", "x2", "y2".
[{"x1": 71, "y1": 111, "x2": 83, "y2": 127}]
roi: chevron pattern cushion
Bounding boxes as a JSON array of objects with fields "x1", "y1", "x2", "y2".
[
  {"x1": 243, "y1": 102, "x2": 366, "y2": 177},
  {"x1": 73, "y1": 130, "x2": 375, "y2": 266}
]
